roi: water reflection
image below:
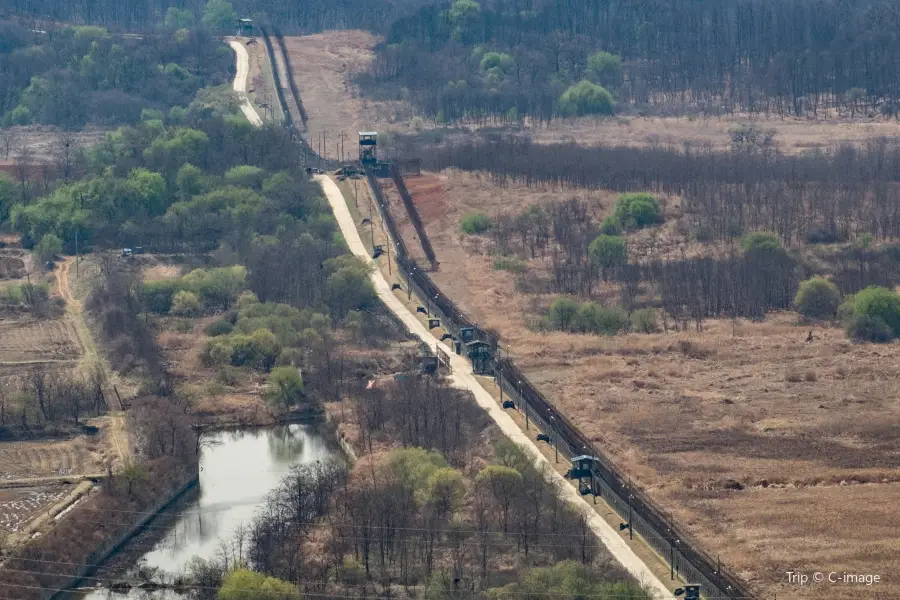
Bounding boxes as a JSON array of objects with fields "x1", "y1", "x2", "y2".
[{"x1": 77, "y1": 423, "x2": 334, "y2": 599}]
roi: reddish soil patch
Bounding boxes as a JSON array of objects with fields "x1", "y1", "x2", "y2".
[{"x1": 403, "y1": 174, "x2": 446, "y2": 225}]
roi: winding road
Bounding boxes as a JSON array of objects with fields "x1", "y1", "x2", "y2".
[
  {"x1": 227, "y1": 39, "x2": 263, "y2": 126},
  {"x1": 315, "y1": 175, "x2": 673, "y2": 599}
]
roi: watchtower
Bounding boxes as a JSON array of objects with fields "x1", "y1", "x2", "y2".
[
  {"x1": 566, "y1": 455, "x2": 598, "y2": 496},
  {"x1": 238, "y1": 18, "x2": 254, "y2": 35},
  {"x1": 466, "y1": 340, "x2": 494, "y2": 375},
  {"x1": 359, "y1": 132, "x2": 377, "y2": 165}
]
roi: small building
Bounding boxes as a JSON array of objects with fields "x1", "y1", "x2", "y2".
[
  {"x1": 466, "y1": 340, "x2": 494, "y2": 374},
  {"x1": 238, "y1": 18, "x2": 254, "y2": 34},
  {"x1": 359, "y1": 132, "x2": 377, "y2": 165}
]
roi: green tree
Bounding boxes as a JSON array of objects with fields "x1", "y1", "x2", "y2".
[
  {"x1": 475, "y1": 465, "x2": 523, "y2": 533},
  {"x1": 265, "y1": 366, "x2": 304, "y2": 407},
  {"x1": 202, "y1": 0, "x2": 236, "y2": 31},
  {"x1": 586, "y1": 51, "x2": 623, "y2": 89},
  {"x1": 575, "y1": 302, "x2": 628, "y2": 335},
  {"x1": 611, "y1": 193, "x2": 662, "y2": 229},
  {"x1": 460, "y1": 212, "x2": 491, "y2": 234},
  {"x1": 218, "y1": 569, "x2": 301, "y2": 600},
  {"x1": 842, "y1": 286, "x2": 900, "y2": 342},
  {"x1": 740, "y1": 231, "x2": 782, "y2": 252},
  {"x1": 325, "y1": 260, "x2": 375, "y2": 318},
  {"x1": 165, "y1": 7, "x2": 195, "y2": 29},
  {"x1": 449, "y1": 0, "x2": 481, "y2": 42},
  {"x1": 225, "y1": 165, "x2": 266, "y2": 190},
  {"x1": 183, "y1": 266, "x2": 247, "y2": 310},
  {"x1": 558, "y1": 80, "x2": 614, "y2": 117},
  {"x1": 549, "y1": 297, "x2": 580, "y2": 331},
  {"x1": 486, "y1": 561, "x2": 650, "y2": 600},
  {"x1": 588, "y1": 234, "x2": 627, "y2": 279},
  {"x1": 176, "y1": 164, "x2": 207, "y2": 200},
  {"x1": 171, "y1": 290, "x2": 202, "y2": 316},
  {"x1": 794, "y1": 276, "x2": 840, "y2": 320},
  {"x1": 34, "y1": 233, "x2": 63, "y2": 263}
]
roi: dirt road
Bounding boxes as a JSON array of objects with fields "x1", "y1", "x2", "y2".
[
  {"x1": 315, "y1": 174, "x2": 672, "y2": 599},
  {"x1": 227, "y1": 39, "x2": 263, "y2": 126},
  {"x1": 54, "y1": 257, "x2": 130, "y2": 464}
]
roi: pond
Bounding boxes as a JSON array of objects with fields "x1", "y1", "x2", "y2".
[{"x1": 76, "y1": 423, "x2": 337, "y2": 599}]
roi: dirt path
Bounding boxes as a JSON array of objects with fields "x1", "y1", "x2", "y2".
[
  {"x1": 315, "y1": 175, "x2": 672, "y2": 600},
  {"x1": 226, "y1": 38, "x2": 263, "y2": 127},
  {"x1": 54, "y1": 257, "x2": 130, "y2": 464}
]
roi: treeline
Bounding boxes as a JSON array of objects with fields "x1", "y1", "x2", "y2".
[
  {"x1": 0, "y1": 21, "x2": 232, "y2": 127},
  {"x1": 423, "y1": 135, "x2": 900, "y2": 245},
  {"x1": 363, "y1": 0, "x2": 900, "y2": 120}
]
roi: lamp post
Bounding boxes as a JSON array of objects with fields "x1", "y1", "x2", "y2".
[
  {"x1": 407, "y1": 270, "x2": 413, "y2": 300},
  {"x1": 550, "y1": 415, "x2": 557, "y2": 462},
  {"x1": 670, "y1": 538, "x2": 680, "y2": 580}
]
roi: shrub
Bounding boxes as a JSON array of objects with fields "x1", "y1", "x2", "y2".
[
  {"x1": 588, "y1": 234, "x2": 627, "y2": 277},
  {"x1": 34, "y1": 233, "x2": 63, "y2": 263},
  {"x1": 461, "y1": 212, "x2": 492, "y2": 234},
  {"x1": 204, "y1": 319, "x2": 233, "y2": 337},
  {"x1": 740, "y1": 231, "x2": 782, "y2": 252},
  {"x1": 841, "y1": 286, "x2": 900, "y2": 342},
  {"x1": 265, "y1": 366, "x2": 304, "y2": 407},
  {"x1": 493, "y1": 256, "x2": 526, "y2": 273},
  {"x1": 611, "y1": 193, "x2": 662, "y2": 230},
  {"x1": 575, "y1": 302, "x2": 629, "y2": 335},
  {"x1": 170, "y1": 290, "x2": 202, "y2": 316},
  {"x1": 631, "y1": 308, "x2": 659, "y2": 333},
  {"x1": 599, "y1": 216, "x2": 622, "y2": 236},
  {"x1": 845, "y1": 313, "x2": 894, "y2": 343},
  {"x1": 141, "y1": 279, "x2": 183, "y2": 313},
  {"x1": 794, "y1": 276, "x2": 841, "y2": 320},
  {"x1": 548, "y1": 297, "x2": 580, "y2": 331},
  {"x1": 558, "y1": 80, "x2": 615, "y2": 117}
]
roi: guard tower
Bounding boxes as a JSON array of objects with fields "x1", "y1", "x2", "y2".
[
  {"x1": 565, "y1": 455, "x2": 598, "y2": 496},
  {"x1": 238, "y1": 18, "x2": 254, "y2": 35},
  {"x1": 359, "y1": 132, "x2": 377, "y2": 165},
  {"x1": 466, "y1": 340, "x2": 494, "y2": 375}
]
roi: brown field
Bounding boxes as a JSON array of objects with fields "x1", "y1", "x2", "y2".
[
  {"x1": 0, "y1": 486, "x2": 70, "y2": 532},
  {"x1": 283, "y1": 31, "x2": 413, "y2": 146},
  {"x1": 0, "y1": 317, "x2": 81, "y2": 363},
  {"x1": 386, "y1": 170, "x2": 900, "y2": 598}
]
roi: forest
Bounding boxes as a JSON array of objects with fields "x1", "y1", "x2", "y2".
[
  {"x1": 8, "y1": 0, "x2": 900, "y2": 119},
  {"x1": 0, "y1": 21, "x2": 233, "y2": 127}
]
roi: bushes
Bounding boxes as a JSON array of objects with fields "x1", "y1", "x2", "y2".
[
  {"x1": 630, "y1": 308, "x2": 659, "y2": 333},
  {"x1": 493, "y1": 256, "x2": 526, "y2": 273},
  {"x1": 548, "y1": 298, "x2": 630, "y2": 335},
  {"x1": 170, "y1": 290, "x2": 201, "y2": 316},
  {"x1": 558, "y1": 80, "x2": 615, "y2": 117},
  {"x1": 204, "y1": 319, "x2": 233, "y2": 337},
  {"x1": 608, "y1": 193, "x2": 662, "y2": 230},
  {"x1": 840, "y1": 286, "x2": 900, "y2": 342},
  {"x1": 140, "y1": 266, "x2": 247, "y2": 314},
  {"x1": 587, "y1": 234, "x2": 627, "y2": 277},
  {"x1": 794, "y1": 276, "x2": 840, "y2": 320},
  {"x1": 203, "y1": 328, "x2": 281, "y2": 371},
  {"x1": 460, "y1": 212, "x2": 492, "y2": 234},
  {"x1": 265, "y1": 366, "x2": 305, "y2": 407},
  {"x1": 741, "y1": 231, "x2": 782, "y2": 252}
]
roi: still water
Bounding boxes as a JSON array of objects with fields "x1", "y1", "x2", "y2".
[{"x1": 77, "y1": 424, "x2": 336, "y2": 599}]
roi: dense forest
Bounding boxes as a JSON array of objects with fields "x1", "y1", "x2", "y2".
[{"x1": 0, "y1": 21, "x2": 232, "y2": 126}]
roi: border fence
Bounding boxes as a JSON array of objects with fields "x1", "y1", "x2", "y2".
[
  {"x1": 363, "y1": 166, "x2": 754, "y2": 600},
  {"x1": 271, "y1": 27, "x2": 309, "y2": 132},
  {"x1": 258, "y1": 26, "x2": 292, "y2": 128},
  {"x1": 390, "y1": 166, "x2": 438, "y2": 269}
]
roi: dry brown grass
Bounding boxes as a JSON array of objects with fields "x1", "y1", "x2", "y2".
[
  {"x1": 395, "y1": 169, "x2": 900, "y2": 598},
  {"x1": 283, "y1": 31, "x2": 412, "y2": 146}
]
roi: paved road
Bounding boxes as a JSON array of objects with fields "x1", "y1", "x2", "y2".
[
  {"x1": 315, "y1": 175, "x2": 673, "y2": 599},
  {"x1": 227, "y1": 39, "x2": 263, "y2": 127}
]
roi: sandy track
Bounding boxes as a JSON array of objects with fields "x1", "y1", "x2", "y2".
[
  {"x1": 315, "y1": 174, "x2": 672, "y2": 599},
  {"x1": 227, "y1": 39, "x2": 263, "y2": 127}
]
